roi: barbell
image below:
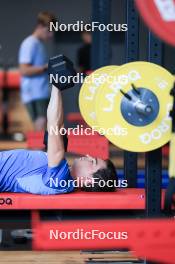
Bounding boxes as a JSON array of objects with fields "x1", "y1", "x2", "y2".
[{"x1": 79, "y1": 61, "x2": 174, "y2": 152}]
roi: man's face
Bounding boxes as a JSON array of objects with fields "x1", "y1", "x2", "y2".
[
  {"x1": 82, "y1": 32, "x2": 92, "y2": 44},
  {"x1": 71, "y1": 155, "x2": 107, "y2": 185},
  {"x1": 39, "y1": 25, "x2": 54, "y2": 41}
]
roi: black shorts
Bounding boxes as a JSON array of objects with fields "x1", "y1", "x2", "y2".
[{"x1": 25, "y1": 99, "x2": 49, "y2": 121}]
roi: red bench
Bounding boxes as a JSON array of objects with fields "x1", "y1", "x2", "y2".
[
  {"x1": 66, "y1": 112, "x2": 86, "y2": 126},
  {"x1": 0, "y1": 69, "x2": 20, "y2": 89}
]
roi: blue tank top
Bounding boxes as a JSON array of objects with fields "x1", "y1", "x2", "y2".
[{"x1": 0, "y1": 149, "x2": 74, "y2": 195}]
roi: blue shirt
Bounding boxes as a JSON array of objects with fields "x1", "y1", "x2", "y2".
[
  {"x1": 19, "y1": 35, "x2": 49, "y2": 103},
  {"x1": 0, "y1": 150, "x2": 74, "y2": 195}
]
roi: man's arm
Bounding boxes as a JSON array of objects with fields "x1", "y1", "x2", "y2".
[
  {"x1": 19, "y1": 63, "x2": 47, "y2": 76},
  {"x1": 47, "y1": 85, "x2": 65, "y2": 167}
]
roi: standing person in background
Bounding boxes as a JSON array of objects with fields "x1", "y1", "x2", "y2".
[
  {"x1": 77, "y1": 30, "x2": 92, "y2": 74},
  {"x1": 19, "y1": 11, "x2": 56, "y2": 131}
]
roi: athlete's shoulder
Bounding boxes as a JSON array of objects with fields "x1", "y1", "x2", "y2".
[{"x1": 20, "y1": 35, "x2": 40, "y2": 52}]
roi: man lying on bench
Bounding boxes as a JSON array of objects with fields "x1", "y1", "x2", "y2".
[{"x1": 0, "y1": 85, "x2": 117, "y2": 195}]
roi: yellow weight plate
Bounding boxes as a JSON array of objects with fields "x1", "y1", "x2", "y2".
[
  {"x1": 95, "y1": 61, "x2": 174, "y2": 152},
  {"x1": 79, "y1": 65, "x2": 119, "y2": 130}
]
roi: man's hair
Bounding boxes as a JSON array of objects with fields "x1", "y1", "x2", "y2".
[
  {"x1": 37, "y1": 11, "x2": 56, "y2": 27},
  {"x1": 82, "y1": 159, "x2": 117, "y2": 192}
]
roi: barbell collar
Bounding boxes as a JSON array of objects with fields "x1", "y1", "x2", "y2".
[{"x1": 134, "y1": 101, "x2": 152, "y2": 116}]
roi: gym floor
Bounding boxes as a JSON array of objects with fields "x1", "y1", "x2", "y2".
[{"x1": 0, "y1": 251, "x2": 141, "y2": 264}]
